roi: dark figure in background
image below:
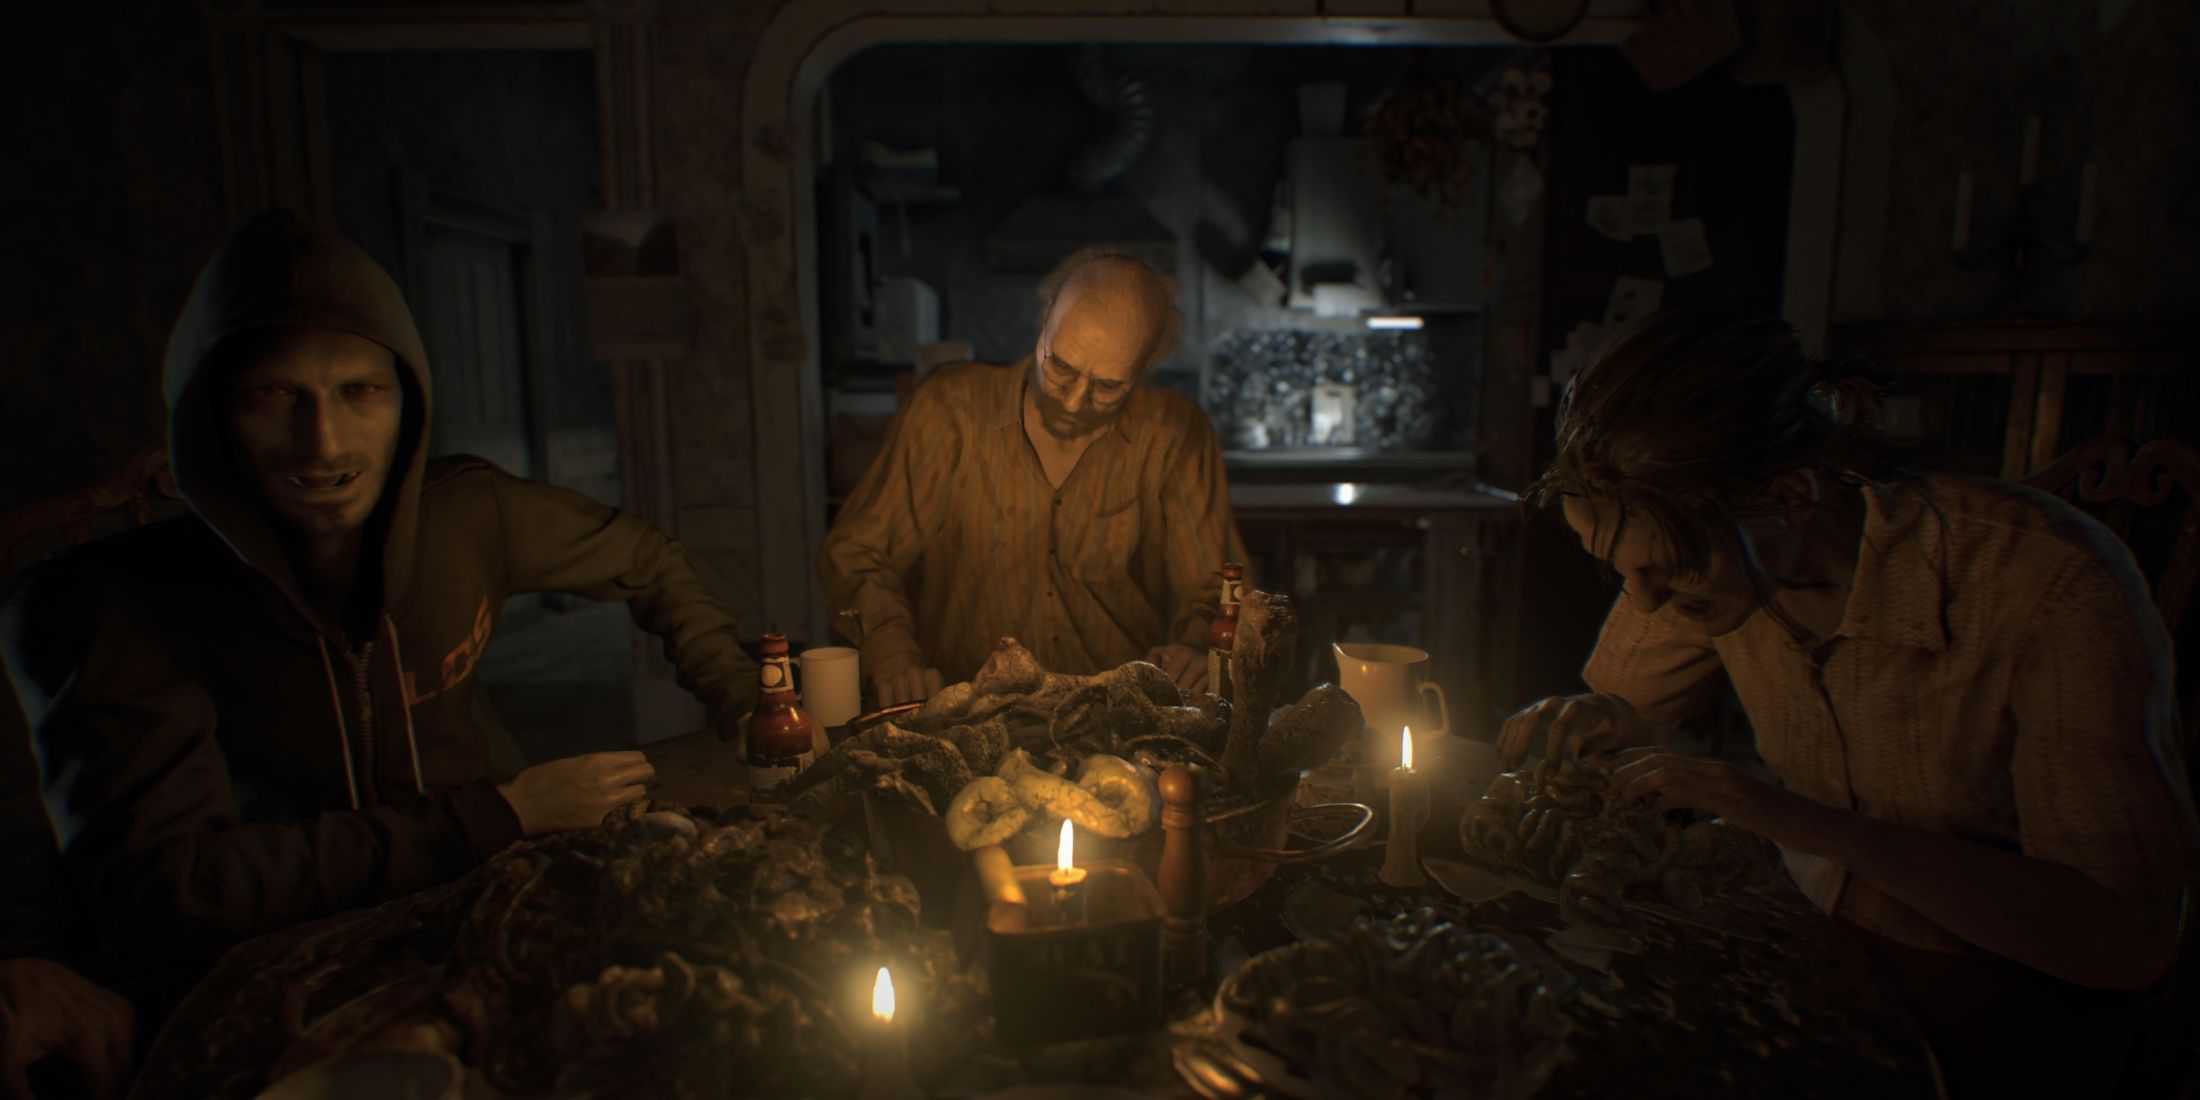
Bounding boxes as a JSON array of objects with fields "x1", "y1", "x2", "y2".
[
  {"x1": 822, "y1": 248, "x2": 1248, "y2": 705},
  {"x1": 0, "y1": 211, "x2": 759, "y2": 1028},
  {"x1": 1495, "y1": 312, "x2": 2197, "y2": 1097}
]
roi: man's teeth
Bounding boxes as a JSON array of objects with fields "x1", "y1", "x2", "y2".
[{"x1": 288, "y1": 473, "x2": 358, "y2": 489}]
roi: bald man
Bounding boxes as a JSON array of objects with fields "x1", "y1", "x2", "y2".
[{"x1": 822, "y1": 249, "x2": 1248, "y2": 706}]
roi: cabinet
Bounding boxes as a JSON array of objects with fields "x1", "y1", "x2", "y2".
[{"x1": 1230, "y1": 483, "x2": 1522, "y2": 738}]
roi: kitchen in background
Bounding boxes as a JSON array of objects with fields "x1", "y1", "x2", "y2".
[{"x1": 815, "y1": 41, "x2": 1794, "y2": 726}]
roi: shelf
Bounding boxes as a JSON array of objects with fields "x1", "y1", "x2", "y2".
[{"x1": 860, "y1": 182, "x2": 962, "y2": 206}]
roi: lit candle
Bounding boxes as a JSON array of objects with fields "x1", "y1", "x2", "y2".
[
  {"x1": 2020, "y1": 116, "x2": 2040, "y2": 187},
  {"x1": 1953, "y1": 170, "x2": 1974, "y2": 252},
  {"x1": 2076, "y1": 162, "x2": 2098, "y2": 244},
  {"x1": 1048, "y1": 819, "x2": 1089, "y2": 924},
  {"x1": 1380, "y1": 726, "x2": 1428, "y2": 888},
  {"x1": 862, "y1": 966, "x2": 920, "y2": 1100}
]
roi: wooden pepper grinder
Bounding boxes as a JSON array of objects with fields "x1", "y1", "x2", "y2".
[{"x1": 1158, "y1": 764, "x2": 1207, "y2": 989}]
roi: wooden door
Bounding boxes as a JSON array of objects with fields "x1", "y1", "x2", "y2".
[{"x1": 400, "y1": 180, "x2": 556, "y2": 481}]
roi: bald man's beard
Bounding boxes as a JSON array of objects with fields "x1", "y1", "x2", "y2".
[{"x1": 1030, "y1": 370, "x2": 1123, "y2": 440}]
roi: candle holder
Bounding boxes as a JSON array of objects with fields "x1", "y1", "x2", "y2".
[
  {"x1": 1955, "y1": 180, "x2": 2091, "y2": 317},
  {"x1": 981, "y1": 856, "x2": 1168, "y2": 1047},
  {"x1": 860, "y1": 1045, "x2": 922, "y2": 1100}
]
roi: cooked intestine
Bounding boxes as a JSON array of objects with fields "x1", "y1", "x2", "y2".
[{"x1": 1459, "y1": 755, "x2": 1782, "y2": 927}]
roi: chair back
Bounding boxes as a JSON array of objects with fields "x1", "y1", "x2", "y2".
[
  {"x1": 2028, "y1": 437, "x2": 2200, "y2": 1099},
  {"x1": 2022, "y1": 436, "x2": 2200, "y2": 637},
  {"x1": 0, "y1": 448, "x2": 184, "y2": 580},
  {"x1": 1, "y1": 448, "x2": 187, "y2": 961}
]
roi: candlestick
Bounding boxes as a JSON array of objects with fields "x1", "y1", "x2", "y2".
[
  {"x1": 2076, "y1": 162, "x2": 2097, "y2": 244},
  {"x1": 1380, "y1": 726, "x2": 1427, "y2": 888},
  {"x1": 2020, "y1": 116, "x2": 2040, "y2": 187},
  {"x1": 862, "y1": 967, "x2": 921, "y2": 1100},
  {"x1": 1952, "y1": 170, "x2": 1974, "y2": 252},
  {"x1": 1048, "y1": 819, "x2": 1089, "y2": 925}
]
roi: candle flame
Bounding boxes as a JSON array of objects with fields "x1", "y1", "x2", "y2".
[
  {"x1": 872, "y1": 966, "x2": 895, "y2": 1023},
  {"x1": 1057, "y1": 818, "x2": 1075, "y2": 873},
  {"x1": 1401, "y1": 726, "x2": 1414, "y2": 770}
]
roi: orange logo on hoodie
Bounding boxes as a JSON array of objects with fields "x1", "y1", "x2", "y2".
[{"x1": 408, "y1": 597, "x2": 494, "y2": 705}]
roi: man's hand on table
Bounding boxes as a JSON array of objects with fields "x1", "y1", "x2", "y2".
[
  {"x1": 497, "y1": 751, "x2": 656, "y2": 835},
  {"x1": 1497, "y1": 692, "x2": 1655, "y2": 766},
  {"x1": 0, "y1": 958, "x2": 133, "y2": 1100},
  {"x1": 1609, "y1": 748, "x2": 1824, "y2": 850},
  {"x1": 872, "y1": 666, "x2": 943, "y2": 708},
  {"x1": 1146, "y1": 644, "x2": 1208, "y2": 694}
]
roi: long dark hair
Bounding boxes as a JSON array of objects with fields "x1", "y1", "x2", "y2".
[{"x1": 1526, "y1": 311, "x2": 1898, "y2": 633}]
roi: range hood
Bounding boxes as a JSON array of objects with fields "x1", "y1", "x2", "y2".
[
  {"x1": 985, "y1": 48, "x2": 1178, "y2": 273},
  {"x1": 1284, "y1": 91, "x2": 1489, "y2": 318}
]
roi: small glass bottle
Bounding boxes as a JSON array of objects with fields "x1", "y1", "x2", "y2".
[
  {"x1": 1205, "y1": 563, "x2": 1244, "y2": 700},
  {"x1": 746, "y1": 630, "x2": 817, "y2": 789}
]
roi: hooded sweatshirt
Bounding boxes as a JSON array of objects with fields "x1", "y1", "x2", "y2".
[{"x1": 3, "y1": 210, "x2": 757, "y2": 998}]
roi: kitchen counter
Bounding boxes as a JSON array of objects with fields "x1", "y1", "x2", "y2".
[
  {"x1": 1230, "y1": 480, "x2": 1519, "y2": 515},
  {"x1": 1223, "y1": 448, "x2": 1483, "y2": 484}
]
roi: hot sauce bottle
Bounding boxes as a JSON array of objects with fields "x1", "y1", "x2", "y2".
[
  {"x1": 1205, "y1": 563, "x2": 1244, "y2": 700},
  {"x1": 746, "y1": 630, "x2": 816, "y2": 788}
]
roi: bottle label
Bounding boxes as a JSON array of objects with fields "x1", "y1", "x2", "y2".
[
  {"x1": 760, "y1": 654, "x2": 794, "y2": 694},
  {"x1": 1219, "y1": 577, "x2": 1242, "y2": 611}
]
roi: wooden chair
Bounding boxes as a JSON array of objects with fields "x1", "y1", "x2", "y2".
[
  {"x1": 0, "y1": 447, "x2": 183, "y2": 578},
  {"x1": 2022, "y1": 436, "x2": 2200, "y2": 638},
  {"x1": 2024, "y1": 436, "x2": 2200, "y2": 1100}
]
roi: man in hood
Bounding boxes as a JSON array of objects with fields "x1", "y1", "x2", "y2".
[{"x1": 2, "y1": 210, "x2": 759, "y2": 1018}]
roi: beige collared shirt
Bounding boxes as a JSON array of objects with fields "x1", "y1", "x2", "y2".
[
  {"x1": 819, "y1": 360, "x2": 1248, "y2": 685},
  {"x1": 1584, "y1": 475, "x2": 2197, "y2": 955}
]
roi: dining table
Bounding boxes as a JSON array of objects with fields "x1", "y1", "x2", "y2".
[{"x1": 134, "y1": 722, "x2": 1943, "y2": 1100}]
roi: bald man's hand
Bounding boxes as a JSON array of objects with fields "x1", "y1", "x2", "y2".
[
  {"x1": 1147, "y1": 644, "x2": 1208, "y2": 695},
  {"x1": 873, "y1": 666, "x2": 944, "y2": 708}
]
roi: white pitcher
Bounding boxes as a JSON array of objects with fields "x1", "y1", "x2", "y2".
[{"x1": 1331, "y1": 642, "x2": 1451, "y2": 748}]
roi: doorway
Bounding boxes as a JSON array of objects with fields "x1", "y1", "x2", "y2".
[{"x1": 319, "y1": 47, "x2": 635, "y2": 763}]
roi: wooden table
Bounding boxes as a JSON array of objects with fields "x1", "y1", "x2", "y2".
[
  {"x1": 136, "y1": 792, "x2": 1936, "y2": 1100},
  {"x1": 1191, "y1": 848, "x2": 1938, "y2": 1100}
]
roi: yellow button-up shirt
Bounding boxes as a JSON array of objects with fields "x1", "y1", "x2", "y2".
[
  {"x1": 819, "y1": 360, "x2": 1248, "y2": 685},
  {"x1": 1584, "y1": 475, "x2": 2196, "y2": 955}
]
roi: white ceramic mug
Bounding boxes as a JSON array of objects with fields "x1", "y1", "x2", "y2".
[{"x1": 798, "y1": 646, "x2": 862, "y2": 729}]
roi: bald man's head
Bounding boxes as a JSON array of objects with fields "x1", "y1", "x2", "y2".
[{"x1": 1029, "y1": 250, "x2": 1181, "y2": 440}]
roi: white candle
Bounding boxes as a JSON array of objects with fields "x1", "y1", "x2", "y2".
[
  {"x1": 2076, "y1": 162, "x2": 2098, "y2": 244},
  {"x1": 1953, "y1": 171, "x2": 1974, "y2": 252},
  {"x1": 2020, "y1": 117, "x2": 2041, "y2": 187},
  {"x1": 1050, "y1": 818, "x2": 1086, "y2": 889},
  {"x1": 1380, "y1": 726, "x2": 1427, "y2": 888},
  {"x1": 862, "y1": 966, "x2": 918, "y2": 1100}
]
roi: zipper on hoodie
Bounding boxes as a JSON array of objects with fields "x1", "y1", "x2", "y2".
[{"x1": 351, "y1": 640, "x2": 377, "y2": 798}]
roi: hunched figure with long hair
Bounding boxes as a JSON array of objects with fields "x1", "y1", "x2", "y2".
[{"x1": 1496, "y1": 311, "x2": 2196, "y2": 1098}]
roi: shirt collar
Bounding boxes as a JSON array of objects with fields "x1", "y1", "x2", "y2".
[
  {"x1": 998, "y1": 356, "x2": 1139, "y2": 443},
  {"x1": 1831, "y1": 481, "x2": 1951, "y2": 651}
]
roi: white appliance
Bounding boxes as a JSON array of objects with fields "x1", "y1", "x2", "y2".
[{"x1": 873, "y1": 276, "x2": 940, "y2": 365}]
